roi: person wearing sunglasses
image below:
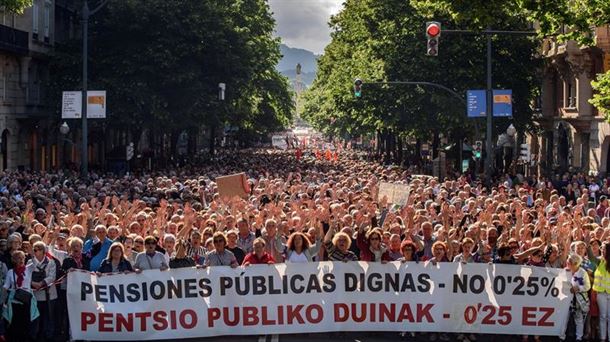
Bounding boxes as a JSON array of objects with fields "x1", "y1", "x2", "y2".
[
  {"x1": 204, "y1": 232, "x2": 238, "y2": 268},
  {"x1": 357, "y1": 227, "x2": 391, "y2": 262},
  {"x1": 133, "y1": 236, "x2": 168, "y2": 272}
]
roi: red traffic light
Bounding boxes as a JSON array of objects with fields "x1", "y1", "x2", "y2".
[{"x1": 426, "y1": 22, "x2": 441, "y2": 38}]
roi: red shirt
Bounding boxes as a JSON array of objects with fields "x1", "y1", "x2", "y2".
[{"x1": 242, "y1": 252, "x2": 275, "y2": 265}]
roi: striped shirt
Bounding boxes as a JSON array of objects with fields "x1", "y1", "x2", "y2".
[
  {"x1": 186, "y1": 245, "x2": 207, "y2": 265},
  {"x1": 237, "y1": 232, "x2": 256, "y2": 254},
  {"x1": 324, "y1": 241, "x2": 358, "y2": 262}
]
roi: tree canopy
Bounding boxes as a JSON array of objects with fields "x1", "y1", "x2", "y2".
[
  {"x1": 1, "y1": 0, "x2": 31, "y2": 13},
  {"x1": 410, "y1": 0, "x2": 610, "y2": 117},
  {"x1": 302, "y1": 0, "x2": 540, "y2": 152},
  {"x1": 47, "y1": 0, "x2": 292, "y2": 150}
]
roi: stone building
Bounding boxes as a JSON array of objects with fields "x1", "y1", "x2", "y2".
[
  {"x1": 529, "y1": 26, "x2": 610, "y2": 177},
  {"x1": 0, "y1": 0, "x2": 76, "y2": 171}
]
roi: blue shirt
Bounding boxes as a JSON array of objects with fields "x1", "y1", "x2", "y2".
[{"x1": 84, "y1": 238, "x2": 113, "y2": 272}]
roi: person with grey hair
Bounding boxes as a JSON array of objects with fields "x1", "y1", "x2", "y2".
[
  {"x1": 29, "y1": 240, "x2": 57, "y2": 341},
  {"x1": 84, "y1": 225, "x2": 113, "y2": 272},
  {"x1": 561, "y1": 254, "x2": 591, "y2": 342}
]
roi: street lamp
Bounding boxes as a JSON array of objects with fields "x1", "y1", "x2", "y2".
[
  {"x1": 60, "y1": 122, "x2": 70, "y2": 135},
  {"x1": 81, "y1": 0, "x2": 108, "y2": 178}
]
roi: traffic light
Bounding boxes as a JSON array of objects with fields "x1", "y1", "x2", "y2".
[
  {"x1": 474, "y1": 140, "x2": 482, "y2": 159},
  {"x1": 354, "y1": 78, "x2": 363, "y2": 98},
  {"x1": 520, "y1": 143, "x2": 531, "y2": 162},
  {"x1": 426, "y1": 21, "x2": 441, "y2": 56}
]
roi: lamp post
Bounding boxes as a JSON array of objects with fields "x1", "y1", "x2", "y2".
[
  {"x1": 60, "y1": 122, "x2": 70, "y2": 136},
  {"x1": 60, "y1": 122, "x2": 73, "y2": 169},
  {"x1": 80, "y1": 0, "x2": 108, "y2": 178}
]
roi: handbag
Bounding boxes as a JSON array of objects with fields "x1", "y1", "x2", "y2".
[
  {"x1": 11, "y1": 272, "x2": 31, "y2": 306},
  {"x1": 31, "y1": 259, "x2": 48, "y2": 283}
]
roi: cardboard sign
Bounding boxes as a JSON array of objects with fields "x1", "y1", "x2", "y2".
[
  {"x1": 378, "y1": 182, "x2": 410, "y2": 206},
  {"x1": 216, "y1": 173, "x2": 249, "y2": 199}
]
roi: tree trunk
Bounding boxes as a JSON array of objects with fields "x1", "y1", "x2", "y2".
[
  {"x1": 209, "y1": 124, "x2": 216, "y2": 156},
  {"x1": 397, "y1": 135, "x2": 403, "y2": 166}
]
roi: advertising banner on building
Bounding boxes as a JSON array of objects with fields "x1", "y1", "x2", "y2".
[{"x1": 68, "y1": 261, "x2": 572, "y2": 341}]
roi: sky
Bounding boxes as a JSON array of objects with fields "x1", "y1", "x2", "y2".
[{"x1": 268, "y1": 0, "x2": 344, "y2": 54}]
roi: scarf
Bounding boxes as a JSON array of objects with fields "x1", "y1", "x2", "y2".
[
  {"x1": 15, "y1": 265, "x2": 25, "y2": 288},
  {"x1": 73, "y1": 252, "x2": 83, "y2": 269}
]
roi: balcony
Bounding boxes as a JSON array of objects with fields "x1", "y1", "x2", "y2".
[{"x1": 0, "y1": 24, "x2": 28, "y2": 55}]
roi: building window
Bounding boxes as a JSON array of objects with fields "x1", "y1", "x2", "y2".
[
  {"x1": 43, "y1": 2, "x2": 50, "y2": 41},
  {"x1": 565, "y1": 77, "x2": 577, "y2": 108},
  {"x1": 32, "y1": 0, "x2": 39, "y2": 39}
]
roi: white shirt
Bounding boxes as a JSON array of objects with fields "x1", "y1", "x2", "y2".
[
  {"x1": 287, "y1": 251, "x2": 308, "y2": 263},
  {"x1": 49, "y1": 245, "x2": 68, "y2": 264},
  {"x1": 3, "y1": 266, "x2": 31, "y2": 290}
]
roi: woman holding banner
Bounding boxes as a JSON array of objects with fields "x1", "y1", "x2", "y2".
[
  {"x1": 323, "y1": 223, "x2": 358, "y2": 262},
  {"x1": 398, "y1": 240, "x2": 418, "y2": 262},
  {"x1": 204, "y1": 232, "x2": 238, "y2": 268},
  {"x1": 98, "y1": 242, "x2": 133, "y2": 274},
  {"x1": 356, "y1": 227, "x2": 391, "y2": 262},
  {"x1": 285, "y1": 229, "x2": 322, "y2": 263},
  {"x1": 242, "y1": 238, "x2": 275, "y2": 266}
]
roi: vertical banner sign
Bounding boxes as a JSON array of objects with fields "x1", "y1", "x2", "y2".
[
  {"x1": 467, "y1": 90, "x2": 486, "y2": 118},
  {"x1": 68, "y1": 262, "x2": 572, "y2": 341},
  {"x1": 492, "y1": 89, "x2": 512, "y2": 117},
  {"x1": 61, "y1": 91, "x2": 107, "y2": 119},
  {"x1": 62, "y1": 91, "x2": 82, "y2": 119}
]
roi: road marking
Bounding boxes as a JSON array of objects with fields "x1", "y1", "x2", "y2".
[
  {"x1": 257, "y1": 335, "x2": 267, "y2": 342},
  {"x1": 271, "y1": 334, "x2": 279, "y2": 342}
]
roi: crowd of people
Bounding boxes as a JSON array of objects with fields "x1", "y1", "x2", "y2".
[{"x1": 0, "y1": 148, "x2": 609, "y2": 342}]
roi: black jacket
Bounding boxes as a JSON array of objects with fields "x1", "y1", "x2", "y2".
[
  {"x1": 62, "y1": 254, "x2": 91, "y2": 272},
  {"x1": 98, "y1": 258, "x2": 134, "y2": 274}
]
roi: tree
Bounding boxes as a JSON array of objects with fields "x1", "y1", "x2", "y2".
[
  {"x1": 1, "y1": 0, "x2": 31, "y2": 13},
  {"x1": 303, "y1": 0, "x2": 540, "y2": 164},
  {"x1": 410, "y1": 0, "x2": 610, "y2": 116},
  {"x1": 591, "y1": 72, "x2": 610, "y2": 121},
  {"x1": 47, "y1": 0, "x2": 292, "y2": 161}
]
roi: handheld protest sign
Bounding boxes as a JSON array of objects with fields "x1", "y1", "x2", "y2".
[{"x1": 216, "y1": 173, "x2": 250, "y2": 199}]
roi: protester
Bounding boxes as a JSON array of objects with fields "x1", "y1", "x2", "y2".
[
  {"x1": 170, "y1": 239, "x2": 196, "y2": 269},
  {"x1": 226, "y1": 230, "x2": 246, "y2": 265},
  {"x1": 98, "y1": 242, "x2": 133, "y2": 274},
  {"x1": 3, "y1": 251, "x2": 35, "y2": 342},
  {"x1": 285, "y1": 231, "x2": 321, "y2": 263},
  {"x1": 2, "y1": 148, "x2": 610, "y2": 340},
  {"x1": 204, "y1": 232, "x2": 238, "y2": 268},
  {"x1": 133, "y1": 236, "x2": 169, "y2": 271},
  {"x1": 323, "y1": 224, "x2": 358, "y2": 262},
  {"x1": 29, "y1": 241, "x2": 57, "y2": 341},
  {"x1": 242, "y1": 238, "x2": 275, "y2": 266}
]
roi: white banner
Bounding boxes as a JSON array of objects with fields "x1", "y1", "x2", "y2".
[{"x1": 67, "y1": 262, "x2": 572, "y2": 340}]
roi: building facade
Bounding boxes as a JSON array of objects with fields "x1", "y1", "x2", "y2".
[
  {"x1": 0, "y1": 0, "x2": 77, "y2": 171},
  {"x1": 529, "y1": 26, "x2": 610, "y2": 177}
]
